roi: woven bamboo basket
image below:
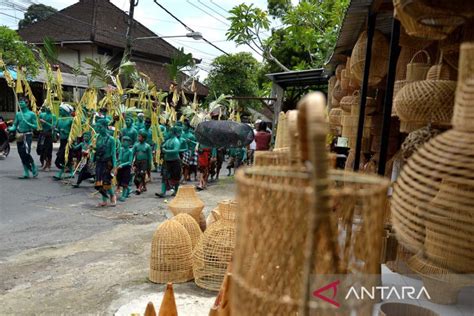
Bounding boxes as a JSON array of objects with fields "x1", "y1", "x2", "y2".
[
  {"x1": 342, "y1": 115, "x2": 372, "y2": 139},
  {"x1": 398, "y1": 0, "x2": 466, "y2": 30},
  {"x1": 214, "y1": 200, "x2": 238, "y2": 222},
  {"x1": 274, "y1": 112, "x2": 288, "y2": 150},
  {"x1": 341, "y1": 69, "x2": 350, "y2": 90},
  {"x1": 379, "y1": 302, "x2": 439, "y2": 316},
  {"x1": 168, "y1": 185, "x2": 205, "y2": 221},
  {"x1": 407, "y1": 252, "x2": 474, "y2": 304},
  {"x1": 328, "y1": 76, "x2": 337, "y2": 109},
  {"x1": 206, "y1": 209, "x2": 220, "y2": 228},
  {"x1": 193, "y1": 220, "x2": 236, "y2": 291},
  {"x1": 172, "y1": 213, "x2": 202, "y2": 250},
  {"x1": 332, "y1": 79, "x2": 346, "y2": 101},
  {"x1": 350, "y1": 30, "x2": 389, "y2": 86},
  {"x1": 254, "y1": 149, "x2": 290, "y2": 167},
  {"x1": 149, "y1": 220, "x2": 193, "y2": 283},
  {"x1": 406, "y1": 50, "x2": 432, "y2": 81},
  {"x1": 391, "y1": 42, "x2": 474, "y2": 278},
  {"x1": 396, "y1": 46, "x2": 419, "y2": 80},
  {"x1": 426, "y1": 52, "x2": 455, "y2": 80},
  {"x1": 335, "y1": 64, "x2": 344, "y2": 80},
  {"x1": 339, "y1": 91, "x2": 376, "y2": 115},
  {"x1": 399, "y1": 26, "x2": 433, "y2": 50},
  {"x1": 394, "y1": 0, "x2": 460, "y2": 40},
  {"x1": 232, "y1": 92, "x2": 390, "y2": 315},
  {"x1": 328, "y1": 108, "x2": 343, "y2": 127},
  {"x1": 393, "y1": 73, "x2": 456, "y2": 132}
]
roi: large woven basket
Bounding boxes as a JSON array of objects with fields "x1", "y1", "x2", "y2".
[
  {"x1": 168, "y1": 185, "x2": 205, "y2": 221},
  {"x1": 393, "y1": 68, "x2": 456, "y2": 132},
  {"x1": 391, "y1": 43, "x2": 474, "y2": 278},
  {"x1": 350, "y1": 30, "x2": 389, "y2": 86},
  {"x1": 254, "y1": 149, "x2": 290, "y2": 167},
  {"x1": 172, "y1": 213, "x2": 202, "y2": 250},
  {"x1": 193, "y1": 220, "x2": 236, "y2": 291},
  {"x1": 394, "y1": 0, "x2": 461, "y2": 40},
  {"x1": 339, "y1": 91, "x2": 376, "y2": 114},
  {"x1": 232, "y1": 93, "x2": 390, "y2": 315},
  {"x1": 149, "y1": 220, "x2": 193, "y2": 283}
]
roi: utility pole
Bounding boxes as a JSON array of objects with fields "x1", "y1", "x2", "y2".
[{"x1": 124, "y1": 0, "x2": 139, "y2": 60}]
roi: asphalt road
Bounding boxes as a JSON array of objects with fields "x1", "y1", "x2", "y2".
[{"x1": 0, "y1": 142, "x2": 116, "y2": 259}]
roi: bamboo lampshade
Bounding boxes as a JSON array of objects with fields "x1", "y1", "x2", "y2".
[
  {"x1": 193, "y1": 220, "x2": 236, "y2": 291},
  {"x1": 149, "y1": 220, "x2": 193, "y2": 283},
  {"x1": 168, "y1": 185, "x2": 204, "y2": 221},
  {"x1": 350, "y1": 30, "x2": 389, "y2": 86},
  {"x1": 232, "y1": 93, "x2": 390, "y2": 315},
  {"x1": 391, "y1": 43, "x2": 474, "y2": 281},
  {"x1": 172, "y1": 213, "x2": 202, "y2": 250}
]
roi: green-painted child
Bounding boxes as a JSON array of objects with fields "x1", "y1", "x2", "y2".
[
  {"x1": 54, "y1": 103, "x2": 74, "y2": 179},
  {"x1": 132, "y1": 130, "x2": 152, "y2": 194},
  {"x1": 116, "y1": 136, "x2": 133, "y2": 202}
]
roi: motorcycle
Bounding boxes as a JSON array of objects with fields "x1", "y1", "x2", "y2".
[{"x1": 0, "y1": 117, "x2": 10, "y2": 158}]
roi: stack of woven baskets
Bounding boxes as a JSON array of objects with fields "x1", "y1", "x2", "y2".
[
  {"x1": 391, "y1": 42, "x2": 474, "y2": 304},
  {"x1": 193, "y1": 200, "x2": 237, "y2": 291}
]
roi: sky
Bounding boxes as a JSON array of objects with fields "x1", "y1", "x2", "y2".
[{"x1": 0, "y1": 0, "x2": 292, "y2": 79}]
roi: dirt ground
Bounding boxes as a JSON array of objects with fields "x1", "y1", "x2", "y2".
[{"x1": 0, "y1": 178, "x2": 235, "y2": 315}]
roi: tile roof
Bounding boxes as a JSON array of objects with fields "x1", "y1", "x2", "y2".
[{"x1": 18, "y1": 0, "x2": 179, "y2": 60}]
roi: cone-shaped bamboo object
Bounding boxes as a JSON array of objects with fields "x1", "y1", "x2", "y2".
[
  {"x1": 209, "y1": 265, "x2": 232, "y2": 316},
  {"x1": 144, "y1": 302, "x2": 157, "y2": 316},
  {"x1": 159, "y1": 283, "x2": 178, "y2": 316},
  {"x1": 168, "y1": 185, "x2": 204, "y2": 222}
]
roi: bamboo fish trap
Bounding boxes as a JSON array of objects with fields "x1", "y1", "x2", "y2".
[
  {"x1": 232, "y1": 93, "x2": 390, "y2": 315},
  {"x1": 168, "y1": 185, "x2": 205, "y2": 222}
]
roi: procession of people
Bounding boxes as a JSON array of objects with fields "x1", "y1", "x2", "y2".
[{"x1": 5, "y1": 97, "x2": 271, "y2": 207}]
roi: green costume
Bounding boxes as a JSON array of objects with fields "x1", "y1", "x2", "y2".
[
  {"x1": 134, "y1": 114, "x2": 145, "y2": 132},
  {"x1": 132, "y1": 130, "x2": 152, "y2": 194},
  {"x1": 94, "y1": 119, "x2": 117, "y2": 205},
  {"x1": 8, "y1": 100, "x2": 38, "y2": 178},
  {"x1": 117, "y1": 136, "x2": 133, "y2": 201},
  {"x1": 54, "y1": 104, "x2": 73, "y2": 179},
  {"x1": 156, "y1": 127, "x2": 182, "y2": 198},
  {"x1": 121, "y1": 117, "x2": 138, "y2": 146},
  {"x1": 37, "y1": 107, "x2": 56, "y2": 170}
]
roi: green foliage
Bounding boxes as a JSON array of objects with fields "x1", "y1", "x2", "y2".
[
  {"x1": 165, "y1": 47, "x2": 194, "y2": 82},
  {"x1": 227, "y1": 0, "x2": 349, "y2": 71},
  {"x1": 204, "y1": 52, "x2": 261, "y2": 109},
  {"x1": 41, "y1": 37, "x2": 59, "y2": 64},
  {"x1": 0, "y1": 26, "x2": 38, "y2": 76},
  {"x1": 83, "y1": 56, "x2": 113, "y2": 88},
  {"x1": 19, "y1": 4, "x2": 57, "y2": 29}
]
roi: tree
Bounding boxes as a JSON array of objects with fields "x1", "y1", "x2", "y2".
[
  {"x1": 19, "y1": 4, "x2": 57, "y2": 29},
  {"x1": 204, "y1": 52, "x2": 261, "y2": 109},
  {"x1": 227, "y1": 0, "x2": 349, "y2": 71},
  {"x1": 0, "y1": 26, "x2": 38, "y2": 76}
]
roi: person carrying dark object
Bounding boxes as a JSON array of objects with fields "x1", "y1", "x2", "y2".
[
  {"x1": 210, "y1": 147, "x2": 225, "y2": 181},
  {"x1": 7, "y1": 98, "x2": 39, "y2": 178},
  {"x1": 116, "y1": 136, "x2": 133, "y2": 201},
  {"x1": 155, "y1": 126, "x2": 182, "y2": 198},
  {"x1": 54, "y1": 103, "x2": 74, "y2": 180},
  {"x1": 94, "y1": 119, "x2": 117, "y2": 207},
  {"x1": 72, "y1": 131, "x2": 94, "y2": 188},
  {"x1": 37, "y1": 106, "x2": 56, "y2": 171},
  {"x1": 255, "y1": 121, "x2": 272, "y2": 151},
  {"x1": 132, "y1": 130, "x2": 152, "y2": 195}
]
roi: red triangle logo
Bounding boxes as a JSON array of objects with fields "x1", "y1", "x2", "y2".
[{"x1": 312, "y1": 280, "x2": 340, "y2": 308}]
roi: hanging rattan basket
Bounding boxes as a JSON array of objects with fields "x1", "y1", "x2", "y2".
[
  {"x1": 232, "y1": 93, "x2": 390, "y2": 315},
  {"x1": 350, "y1": 30, "x2": 389, "y2": 86},
  {"x1": 172, "y1": 213, "x2": 203, "y2": 250},
  {"x1": 391, "y1": 42, "x2": 474, "y2": 278},
  {"x1": 149, "y1": 220, "x2": 194, "y2": 283},
  {"x1": 168, "y1": 185, "x2": 205, "y2": 221},
  {"x1": 193, "y1": 220, "x2": 236, "y2": 291},
  {"x1": 394, "y1": 0, "x2": 462, "y2": 40},
  {"x1": 406, "y1": 50, "x2": 432, "y2": 81}
]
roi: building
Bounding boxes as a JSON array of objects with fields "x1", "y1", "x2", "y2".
[{"x1": 0, "y1": 0, "x2": 208, "y2": 118}]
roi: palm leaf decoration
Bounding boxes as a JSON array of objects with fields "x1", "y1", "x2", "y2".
[
  {"x1": 41, "y1": 37, "x2": 59, "y2": 65},
  {"x1": 83, "y1": 56, "x2": 113, "y2": 89}
]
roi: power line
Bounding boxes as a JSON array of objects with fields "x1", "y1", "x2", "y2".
[
  {"x1": 197, "y1": 0, "x2": 229, "y2": 21},
  {"x1": 186, "y1": 0, "x2": 229, "y2": 27},
  {"x1": 152, "y1": 0, "x2": 229, "y2": 56}
]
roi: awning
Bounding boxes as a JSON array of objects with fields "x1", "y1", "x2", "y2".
[
  {"x1": 35, "y1": 69, "x2": 89, "y2": 88},
  {"x1": 0, "y1": 68, "x2": 17, "y2": 80}
]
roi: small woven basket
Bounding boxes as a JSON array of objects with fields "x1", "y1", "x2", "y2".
[
  {"x1": 406, "y1": 50, "x2": 432, "y2": 82},
  {"x1": 328, "y1": 108, "x2": 343, "y2": 126},
  {"x1": 168, "y1": 185, "x2": 205, "y2": 221},
  {"x1": 172, "y1": 213, "x2": 203, "y2": 250},
  {"x1": 193, "y1": 220, "x2": 236, "y2": 291},
  {"x1": 149, "y1": 220, "x2": 193, "y2": 283},
  {"x1": 350, "y1": 30, "x2": 389, "y2": 86}
]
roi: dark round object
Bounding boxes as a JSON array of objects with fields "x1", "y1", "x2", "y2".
[{"x1": 195, "y1": 121, "x2": 254, "y2": 148}]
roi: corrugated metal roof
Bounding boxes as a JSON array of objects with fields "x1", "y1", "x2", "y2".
[
  {"x1": 328, "y1": 0, "x2": 394, "y2": 66},
  {"x1": 266, "y1": 68, "x2": 329, "y2": 88}
]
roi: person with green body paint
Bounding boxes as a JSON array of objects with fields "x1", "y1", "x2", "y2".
[
  {"x1": 134, "y1": 112, "x2": 145, "y2": 132},
  {"x1": 8, "y1": 98, "x2": 39, "y2": 179},
  {"x1": 181, "y1": 120, "x2": 197, "y2": 182},
  {"x1": 121, "y1": 116, "x2": 138, "y2": 146},
  {"x1": 132, "y1": 130, "x2": 152, "y2": 194},
  {"x1": 94, "y1": 119, "x2": 117, "y2": 207},
  {"x1": 54, "y1": 103, "x2": 74, "y2": 180},
  {"x1": 116, "y1": 136, "x2": 133, "y2": 201},
  {"x1": 140, "y1": 117, "x2": 156, "y2": 173},
  {"x1": 37, "y1": 106, "x2": 56, "y2": 171},
  {"x1": 155, "y1": 126, "x2": 182, "y2": 198}
]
